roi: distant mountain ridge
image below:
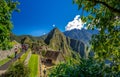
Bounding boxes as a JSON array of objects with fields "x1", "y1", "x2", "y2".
[
  {"x1": 10, "y1": 33, "x2": 38, "y2": 43},
  {"x1": 64, "y1": 29, "x2": 92, "y2": 44},
  {"x1": 64, "y1": 29, "x2": 98, "y2": 44}
]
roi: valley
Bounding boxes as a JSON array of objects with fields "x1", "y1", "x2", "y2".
[{"x1": 0, "y1": 27, "x2": 90, "y2": 77}]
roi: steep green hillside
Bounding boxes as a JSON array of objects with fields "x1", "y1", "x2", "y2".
[
  {"x1": 45, "y1": 28, "x2": 72, "y2": 56},
  {"x1": 64, "y1": 29, "x2": 92, "y2": 44},
  {"x1": 44, "y1": 28, "x2": 86, "y2": 57},
  {"x1": 66, "y1": 37, "x2": 85, "y2": 57}
]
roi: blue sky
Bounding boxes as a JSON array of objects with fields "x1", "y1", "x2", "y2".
[{"x1": 12, "y1": 0, "x2": 87, "y2": 36}]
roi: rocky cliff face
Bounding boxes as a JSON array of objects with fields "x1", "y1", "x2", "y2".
[
  {"x1": 66, "y1": 37, "x2": 85, "y2": 57},
  {"x1": 64, "y1": 29, "x2": 92, "y2": 44}
]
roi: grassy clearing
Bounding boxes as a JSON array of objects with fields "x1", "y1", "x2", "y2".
[
  {"x1": 0, "y1": 58, "x2": 10, "y2": 66},
  {"x1": 0, "y1": 54, "x2": 14, "y2": 66},
  {"x1": 28, "y1": 54, "x2": 39, "y2": 77}
]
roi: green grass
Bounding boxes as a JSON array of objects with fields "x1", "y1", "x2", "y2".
[
  {"x1": 20, "y1": 49, "x2": 30, "y2": 62},
  {"x1": 28, "y1": 54, "x2": 39, "y2": 77},
  {"x1": 0, "y1": 58, "x2": 10, "y2": 66},
  {"x1": 0, "y1": 54, "x2": 14, "y2": 66}
]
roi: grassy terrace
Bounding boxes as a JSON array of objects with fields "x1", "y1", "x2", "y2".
[
  {"x1": 0, "y1": 41, "x2": 21, "y2": 67},
  {"x1": 0, "y1": 48, "x2": 30, "y2": 67},
  {"x1": 0, "y1": 57, "x2": 11, "y2": 66},
  {"x1": 20, "y1": 49, "x2": 30, "y2": 62},
  {"x1": 0, "y1": 54, "x2": 14, "y2": 66},
  {"x1": 28, "y1": 54, "x2": 39, "y2": 77}
]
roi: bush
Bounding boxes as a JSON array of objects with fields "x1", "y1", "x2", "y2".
[
  {"x1": 48, "y1": 57, "x2": 120, "y2": 77},
  {"x1": 4, "y1": 62, "x2": 30, "y2": 77}
]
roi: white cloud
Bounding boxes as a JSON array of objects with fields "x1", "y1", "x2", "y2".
[
  {"x1": 43, "y1": 33, "x2": 46, "y2": 35},
  {"x1": 65, "y1": 15, "x2": 85, "y2": 31},
  {"x1": 52, "y1": 24, "x2": 55, "y2": 27}
]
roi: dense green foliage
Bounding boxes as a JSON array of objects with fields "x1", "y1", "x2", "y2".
[
  {"x1": 49, "y1": 57, "x2": 120, "y2": 77},
  {"x1": 0, "y1": 0, "x2": 19, "y2": 50},
  {"x1": 28, "y1": 54, "x2": 39, "y2": 77},
  {"x1": 74, "y1": 0, "x2": 120, "y2": 72},
  {"x1": 5, "y1": 62, "x2": 30, "y2": 77}
]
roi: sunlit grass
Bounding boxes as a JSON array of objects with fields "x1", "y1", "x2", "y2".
[
  {"x1": 20, "y1": 49, "x2": 30, "y2": 62},
  {"x1": 28, "y1": 54, "x2": 39, "y2": 77}
]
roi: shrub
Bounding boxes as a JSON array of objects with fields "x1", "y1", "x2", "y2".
[
  {"x1": 48, "y1": 57, "x2": 120, "y2": 77},
  {"x1": 5, "y1": 62, "x2": 30, "y2": 77}
]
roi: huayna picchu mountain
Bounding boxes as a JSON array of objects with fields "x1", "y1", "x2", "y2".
[{"x1": 44, "y1": 28, "x2": 72, "y2": 56}]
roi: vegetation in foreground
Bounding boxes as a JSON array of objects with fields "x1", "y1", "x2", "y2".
[
  {"x1": 4, "y1": 62, "x2": 30, "y2": 77},
  {"x1": 0, "y1": 0, "x2": 19, "y2": 50},
  {"x1": 49, "y1": 57, "x2": 120, "y2": 77}
]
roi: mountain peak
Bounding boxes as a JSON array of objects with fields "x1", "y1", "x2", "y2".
[
  {"x1": 51, "y1": 27, "x2": 61, "y2": 33},
  {"x1": 53, "y1": 27, "x2": 59, "y2": 30},
  {"x1": 45, "y1": 27, "x2": 64, "y2": 45}
]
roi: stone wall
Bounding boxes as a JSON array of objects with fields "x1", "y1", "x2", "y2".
[
  {"x1": 0, "y1": 44, "x2": 21, "y2": 61},
  {"x1": 0, "y1": 49, "x2": 14, "y2": 61}
]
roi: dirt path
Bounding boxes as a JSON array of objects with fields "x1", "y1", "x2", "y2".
[
  {"x1": 39, "y1": 55, "x2": 42, "y2": 77},
  {"x1": 38, "y1": 55, "x2": 40, "y2": 77},
  {"x1": 0, "y1": 51, "x2": 25, "y2": 75},
  {"x1": 40, "y1": 55, "x2": 47, "y2": 77}
]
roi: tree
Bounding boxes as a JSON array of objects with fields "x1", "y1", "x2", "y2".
[
  {"x1": 74, "y1": 0, "x2": 120, "y2": 73},
  {"x1": 0, "y1": 0, "x2": 19, "y2": 50}
]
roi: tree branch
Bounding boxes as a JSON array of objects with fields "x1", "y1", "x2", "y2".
[{"x1": 94, "y1": 0, "x2": 120, "y2": 14}]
